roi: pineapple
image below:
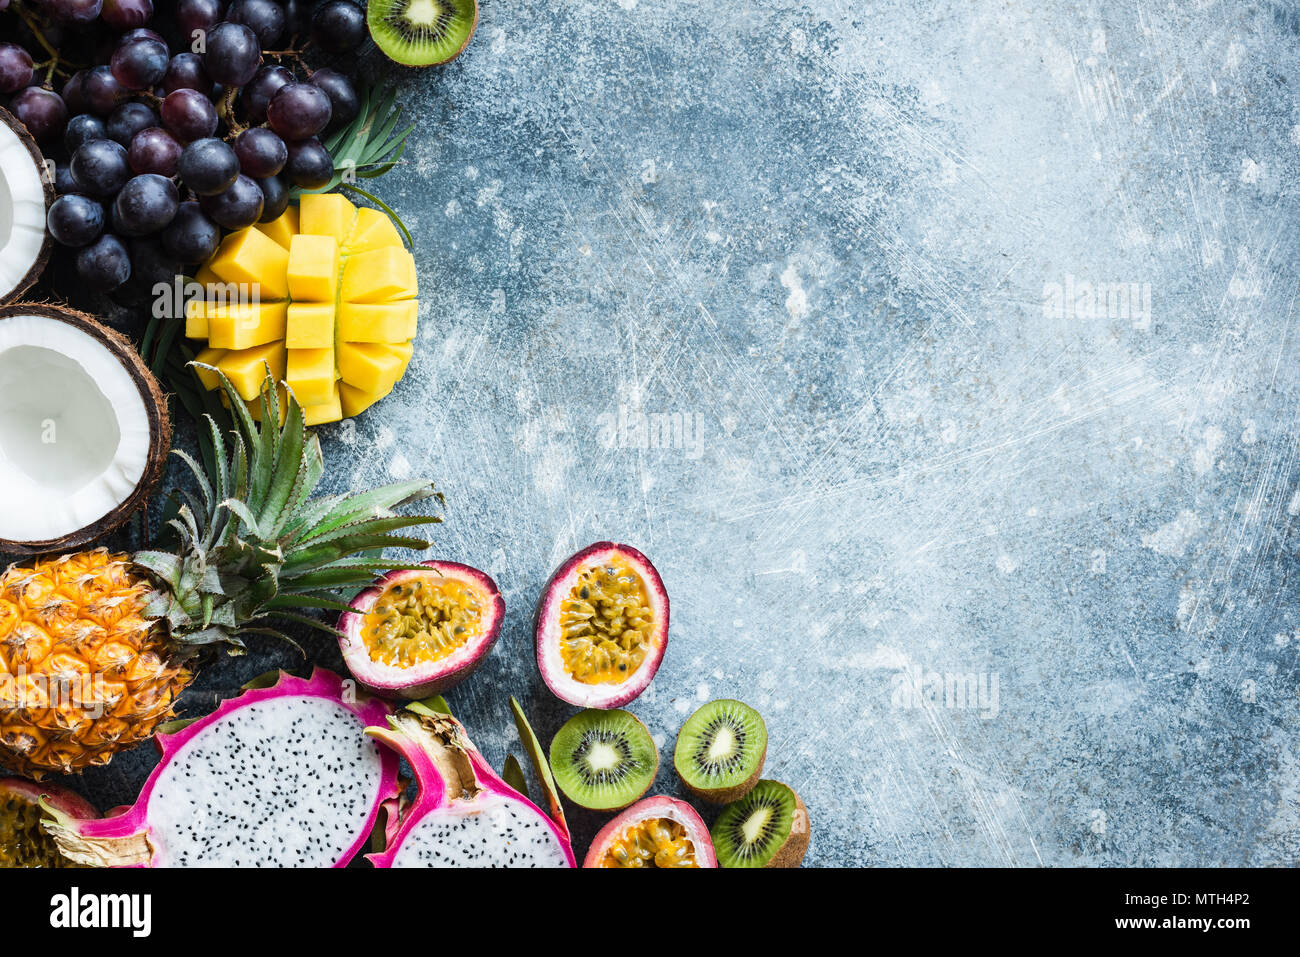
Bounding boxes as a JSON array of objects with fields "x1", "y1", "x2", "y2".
[{"x1": 0, "y1": 373, "x2": 440, "y2": 778}]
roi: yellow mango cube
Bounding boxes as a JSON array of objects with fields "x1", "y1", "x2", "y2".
[
  {"x1": 344, "y1": 207, "x2": 402, "y2": 255},
  {"x1": 287, "y1": 234, "x2": 340, "y2": 302},
  {"x1": 208, "y1": 227, "x2": 290, "y2": 301},
  {"x1": 184, "y1": 297, "x2": 209, "y2": 338},
  {"x1": 303, "y1": 385, "x2": 343, "y2": 427},
  {"x1": 337, "y1": 300, "x2": 418, "y2": 343},
  {"x1": 192, "y1": 264, "x2": 220, "y2": 296},
  {"x1": 192, "y1": 347, "x2": 227, "y2": 391},
  {"x1": 217, "y1": 342, "x2": 287, "y2": 400},
  {"x1": 339, "y1": 381, "x2": 392, "y2": 419},
  {"x1": 207, "y1": 301, "x2": 287, "y2": 351},
  {"x1": 337, "y1": 342, "x2": 409, "y2": 394},
  {"x1": 299, "y1": 192, "x2": 355, "y2": 244},
  {"x1": 256, "y1": 206, "x2": 298, "y2": 249},
  {"x1": 287, "y1": 347, "x2": 336, "y2": 406},
  {"x1": 285, "y1": 301, "x2": 336, "y2": 349},
  {"x1": 341, "y1": 248, "x2": 416, "y2": 303}
]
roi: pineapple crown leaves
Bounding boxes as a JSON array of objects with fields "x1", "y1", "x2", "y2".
[{"x1": 140, "y1": 369, "x2": 443, "y2": 659}]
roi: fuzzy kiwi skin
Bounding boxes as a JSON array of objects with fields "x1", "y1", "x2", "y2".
[
  {"x1": 674, "y1": 737, "x2": 766, "y2": 805},
  {"x1": 767, "y1": 788, "x2": 810, "y2": 868}
]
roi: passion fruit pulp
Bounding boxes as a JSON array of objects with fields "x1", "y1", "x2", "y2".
[
  {"x1": 1, "y1": 776, "x2": 98, "y2": 868},
  {"x1": 339, "y1": 561, "x2": 504, "y2": 698},
  {"x1": 536, "y1": 543, "x2": 668, "y2": 709},
  {"x1": 583, "y1": 795, "x2": 717, "y2": 868}
]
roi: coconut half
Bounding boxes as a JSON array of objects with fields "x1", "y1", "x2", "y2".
[
  {"x1": 0, "y1": 107, "x2": 53, "y2": 305},
  {"x1": 0, "y1": 304, "x2": 170, "y2": 555}
]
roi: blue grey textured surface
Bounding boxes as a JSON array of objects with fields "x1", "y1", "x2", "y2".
[{"x1": 71, "y1": 0, "x2": 1300, "y2": 866}]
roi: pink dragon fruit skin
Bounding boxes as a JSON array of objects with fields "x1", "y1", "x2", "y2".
[
  {"x1": 367, "y1": 703, "x2": 576, "y2": 868},
  {"x1": 43, "y1": 669, "x2": 399, "y2": 868}
]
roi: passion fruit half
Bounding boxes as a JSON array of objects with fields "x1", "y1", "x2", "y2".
[
  {"x1": 535, "y1": 542, "x2": 668, "y2": 709},
  {"x1": 583, "y1": 795, "x2": 717, "y2": 868},
  {"x1": 339, "y1": 560, "x2": 504, "y2": 698},
  {"x1": 1, "y1": 776, "x2": 98, "y2": 868}
]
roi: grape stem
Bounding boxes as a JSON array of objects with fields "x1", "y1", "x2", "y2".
[
  {"x1": 12, "y1": 1, "x2": 86, "y2": 71},
  {"x1": 219, "y1": 85, "x2": 248, "y2": 137}
]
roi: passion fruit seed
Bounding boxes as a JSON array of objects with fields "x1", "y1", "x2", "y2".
[
  {"x1": 599, "y1": 817, "x2": 700, "y2": 868},
  {"x1": 559, "y1": 558, "x2": 654, "y2": 684},
  {"x1": 362, "y1": 577, "x2": 484, "y2": 669}
]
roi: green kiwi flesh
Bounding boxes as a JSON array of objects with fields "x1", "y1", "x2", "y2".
[
  {"x1": 711, "y1": 779, "x2": 809, "y2": 868},
  {"x1": 673, "y1": 699, "x2": 767, "y2": 803},
  {"x1": 549, "y1": 709, "x2": 658, "y2": 811},
  {"x1": 368, "y1": 0, "x2": 479, "y2": 67}
]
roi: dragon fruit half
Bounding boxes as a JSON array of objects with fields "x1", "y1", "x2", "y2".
[
  {"x1": 367, "y1": 701, "x2": 575, "y2": 867},
  {"x1": 43, "y1": 669, "x2": 398, "y2": 867}
]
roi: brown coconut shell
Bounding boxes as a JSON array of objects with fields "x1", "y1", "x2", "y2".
[
  {"x1": 0, "y1": 303, "x2": 171, "y2": 556},
  {"x1": 677, "y1": 736, "x2": 767, "y2": 805},
  {"x1": 766, "y1": 788, "x2": 810, "y2": 868},
  {"x1": 0, "y1": 107, "x2": 54, "y2": 305}
]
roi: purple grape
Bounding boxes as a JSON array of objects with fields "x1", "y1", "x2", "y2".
[
  {"x1": 176, "y1": 0, "x2": 225, "y2": 41},
  {"x1": 110, "y1": 35, "x2": 170, "y2": 90},
  {"x1": 119, "y1": 27, "x2": 166, "y2": 45},
  {"x1": 106, "y1": 101, "x2": 158, "y2": 146},
  {"x1": 11, "y1": 87, "x2": 68, "y2": 143},
  {"x1": 44, "y1": 0, "x2": 104, "y2": 25},
  {"x1": 71, "y1": 138, "x2": 131, "y2": 197},
  {"x1": 310, "y1": 68, "x2": 360, "y2": 134},
  {"x1": 199, "y1": 173, "x2": 263, "y2": 229},
  {"x1": 62, "y1": 70, "x2": 89, "y2": 113},
  {"x1": 239, "y1": 64, "x2": 293, "y2": 125},
  {"x1": 0, "y1": 42, "x2": 34, "y2": 94},
  {"x1": 284, "y1": 137, "x2": 333, "y2": 189},
  {"x1": 255, "y1": 174, "x2": 287, "y2": 222},
  {"x1": 228, "y1": 0, "x2": 285, "y2": 48},
  {"x1": 101, "y1": 0, "x2": 154, "y2": 30},
  {"x1": 234, "y1": 126, "x2": 287, "y2": 177},
  {"x1": 76, "y1": 233, "x2": 131, "y2": 290},
  {"x1": 161, "y1": 88, "x2": 218, "y2": 142},
  {"x1": 83, "y1": 66, "x2": 126, "y2": 116},
  {"x1": 114, "y1": 173, "x2": 179, "y2": 236},
  {"x1": 162, "y1": 200, "x2": 220, "y2": 263},
  {"x1": 311, "y1": 1, "x2": 367, "y2": 54},
  {"x1": 64, "y1": 113, "x2": 108, "y2": 154},
  {"x1": 128, "y1": 126, "x2": 182, "y2": 176},
  {"x1": 202, "y1": 22, "x2": 261, "y2": 86},
  {"x1": 47, "y1": 194, "x2": 105, "y2": 247},
  {"x1": 55, "y1": 163, "x2": 82, "y2": 195},
  {"x1": 178, "y1": 136, "x2": 238, "y2": 195},
  {"x1": 162, "y1": 52, "x2": 213, "y2": 96},
  {"x1": 267, "y1": 83, "x2": 331, "y2": 141}
]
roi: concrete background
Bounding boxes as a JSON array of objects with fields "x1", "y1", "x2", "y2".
[{"x1": 62, "y1": 0, "x2": 1300, "y2": 865}]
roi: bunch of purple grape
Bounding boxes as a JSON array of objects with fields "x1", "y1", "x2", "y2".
[{"x1": 0, "y1": 0, "x2": 369, "y2": 299}]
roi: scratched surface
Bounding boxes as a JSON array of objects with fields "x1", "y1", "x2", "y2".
[{"x1": 53, "y1": 0, "x2": 1300, "y2": 865}]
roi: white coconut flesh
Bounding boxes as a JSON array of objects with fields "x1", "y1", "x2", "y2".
[
  {"x1": 390, "y1": 793, "x2": 571, "y2": 868},
  {"x1": 0, "y1": 116, "x2": 48, "y2": 301},
  {"x1": 0, "y1": 312, "x2": 151, "y2": 544},
  {"x1": 144, "y1": 697, "x2": 387, "y2": 867}
]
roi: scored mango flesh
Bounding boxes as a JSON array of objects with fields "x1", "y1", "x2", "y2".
[
  {"x1": 596, "y1": 818, "x2": 700, "y2": 868},
  {"x1": 559, "y1": 556, "x2": 655, "y2": 685},
  {"x1": 188, "y1": 193, "x2": 418, "y2": 425},
  {"x1": 362, "y1": 576, "x2": 486, "y2": 669}
]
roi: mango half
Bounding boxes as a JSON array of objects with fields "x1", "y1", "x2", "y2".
[{"x1": 187, "y1": 193, "x2": 418, "y2": 425}]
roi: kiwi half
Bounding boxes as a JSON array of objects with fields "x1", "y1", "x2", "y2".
[
  {"x1": 711, "y1": 780, "x2": 809, "y2": 868},
  {"x1": 367, "y1": 0, "x2": 479, "y2": 67},
  {"x1": 549, "y1": 709, "x2": 658, "y2": 811},
  {"x1": 673, "y1": 699, "x2": 767, "y2": 803}
]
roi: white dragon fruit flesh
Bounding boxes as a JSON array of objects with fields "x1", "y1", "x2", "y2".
[
  {"x1": 43, "y1": 669, "x2": 398, "y2": 867},
  {"x1": 367, "y1": 702, "x2": 575, "y2": 868}
]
